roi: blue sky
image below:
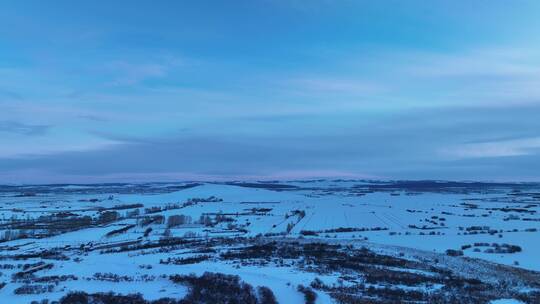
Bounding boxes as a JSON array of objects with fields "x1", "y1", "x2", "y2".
[{"x1": 1, "y1": 1, "x2": 540, "y2": 183}]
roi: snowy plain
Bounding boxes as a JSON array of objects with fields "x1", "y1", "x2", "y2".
[{"x1": 0, "y1": 180, "x2": 539, "y2": 303}]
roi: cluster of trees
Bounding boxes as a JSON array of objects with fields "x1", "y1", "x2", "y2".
[
  {"x1": 105, "y1": 224, "x2": 136, "y2": 237},
  {"x1": 198, "y1": 214, "x2": 213, "y2": 227},
  {"x1": 92, "y1": 272, "x2": 133, "y2": 282},
  {"x1": 138, "y1": 215, "x2": 165, "y2": 226},
  {"x1": 14, "y1": 284, "x2": 54, "y2": 295},
  {"x1": 96, "y1": 211, "x2": 119, "y2": 224},
  {"x1": 167, "y1": 215, "x2": 192, "y2": 228},
  {"x1": 60, "y1": 292, "x2": 175, "y2": 304},
  {"x1": 160, "y1": 255, "x2": 211, "y2": 265},
  {"x1": 196, "y1": 213, "x2": 234, "y2": 227},
  {"x1": 170, "y1": 272, "x2": 277, "y2": 304},
  {"x1": 186, "y1": 196, "x2": 223, "y2": 203},
  {"x1": 445, "y1": 249, "x2": 464, "y2": 257},
  {"x1": 1, "y1": 229, "x2": 29, "y2": 241},
  {"x1": 460, "y1": 243, "x2": 523, "y2": 254},
  {"x1": 59, "y1": 272, "x2": 277, "y2": 304},
  {"x1": 0, "y1": 213, "x2": 98, "y2": 241}
]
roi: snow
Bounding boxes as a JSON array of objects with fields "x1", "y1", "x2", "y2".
[
  {"x1": 1, "y1": 181, "x2": 539, "y2": 303},
  {"x1": 490, "y1": 299, "x2": 526, "y2": 304}
]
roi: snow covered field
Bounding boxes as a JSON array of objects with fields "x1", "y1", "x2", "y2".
[{"x1": 0, "y1": 180, "x2": 539, "y2": 303}]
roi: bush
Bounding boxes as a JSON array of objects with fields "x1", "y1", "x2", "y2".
[
  {"x1": 297, "y1": 284, "x2": 317, "y2": 304},
  {"x1": 445, "y1": 249, "x2": 464, "y2": 257},
  {"x1": 257, "y1": 286, "x2": 278, "y2": 304},
  {"x1": 60, "y1": 291, "x2": 89, "y2": 304},
  {"x1": 310, "y1": 278, "x2": 324, "y2": 289}
]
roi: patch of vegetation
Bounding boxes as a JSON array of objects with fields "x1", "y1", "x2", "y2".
[
  {"x1": 160, "y1": 255, "x2": 211, "y2": 265},
  {"x1": 105, "y1": 224, "x2": 136, "y2": 237},
  {"x1": 169, "y1": 272, "x2": 277, "y2": 304},
  {"x1": 297, "y1": 284, "x2": 317, "y2": 304}
]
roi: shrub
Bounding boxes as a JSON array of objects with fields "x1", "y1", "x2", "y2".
[
  {"x1": 445, "y1": 249, "x2": 464, "y2": 257},
  {"x1": 300, "y1": 230, "x2": 318, "y2": 236},
  {"x1": 297, "y1": 284, "x2": 317, "y2": 304},
  {"x1": 257, "y1": 286, "x2": 278, "y2": 304},
  {"x1": 60, "y1": 291, "x2": 89, "y2": 304}
]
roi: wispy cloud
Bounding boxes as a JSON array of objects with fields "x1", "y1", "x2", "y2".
[
  {"x1": 286, "y1": 77, "x2": 383, "y2": 96},
  {"x1": 0, "y1": 137, "x2": 123, "y2": 159},
  {"x1": 0, "y1": 89, "x2": 24, "y2": 100},
  {"x1": 407, "y1": 48, "x2": 540, "y2": 79},
  {"x1": 3, "y1": 1, "x2": 540, "y2": 183},
  {"x1": 400, "y1": 47, "x2": 540, "y2": 106},
  {"x1": 77, "y1": 114, "x2": 109, "y2": 122},
  {"x1": 441, "y1": 137, "x2": 540, "y2": 159},
  {"x1": 103, "y1": 57, "x2": 185, "y2": 86},
  {"x1": 0, "y1": 121, "x2": 51, "y2": 136}
]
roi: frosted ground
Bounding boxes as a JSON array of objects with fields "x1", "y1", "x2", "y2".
[{"x1": 0, "y1": 180, "x2": 539, "y2": 303}]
